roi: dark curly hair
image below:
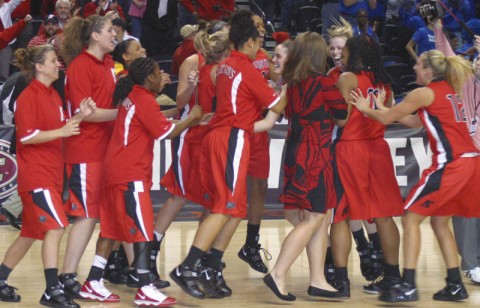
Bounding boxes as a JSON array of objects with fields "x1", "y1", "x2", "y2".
[
  {"x1": 345, "y1": 35, "x2": 391, "y2": 86},
  {"x1": 228, "y1": 10, "x2": 259, "y2": 50}
]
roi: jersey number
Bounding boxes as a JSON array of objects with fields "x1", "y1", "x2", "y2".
[{"x1": 446, "y1": 94, "x2": 466, "y2": 123}]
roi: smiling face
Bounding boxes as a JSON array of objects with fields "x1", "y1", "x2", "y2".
[
  {"x1": 413, "y1": 54, "x2": 432, "y2": 85},
  {"x1": 252, "y1": 15, "x2": 265, "y2": 46},
  {"x1": 272, "y1": 44, "x2": 288, "y2": 75},
  {"x1": 36, "y1": 50, "x2": 61, "y2": 82},
  {"x1": 329, "y1": 36, "x2": 348, "y2": 71},
  {"x1": 123, "y1": 40, "x2": 146, "y2": 66},
  {"x1": 148, "y1": 63, "x2": 164, "y2": 94},
  {"x1": 44, "y1": 21, "x2": 59, "y2": 37}
]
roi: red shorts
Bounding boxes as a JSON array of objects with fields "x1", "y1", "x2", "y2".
[
  {"x1": 405, "y1": 156, "x2": 480, "y2": 217},
  {"x1": 281, "y1": 127, "x2": 336, "y2": 213},
  {"x1": 161, "y1": 132, "x2": 205, "y2": 205},
  {"x1": 200, "y1": 127, "x2": 250, "y2": 218},
  {"x1": 247, "y1": 131, "x2": 270, "y2": 179},
  {"x1": 100, "y1": 181, "x2": 155, "y2": 243},
  {"x1": 334, "y1": 138, "x2": 404, "y2": 222},
  {"x1": 64, "y1": 162, "x2": 104, "y2": 218},
  {"x1": 20, "y1": 188, "x2": 69, "y2": 240}
]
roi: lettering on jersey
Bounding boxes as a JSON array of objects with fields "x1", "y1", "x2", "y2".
[
  {"x1": 122, "y1": 98, "x2": 133, "y2": 110},
  {"x1": 253, "y1": 59, "x2": 269, "y2": 78},
  {"x1": 217, "y1": 64, "x2": 236, "y2": 79},
  {"x1": 0, "y1": 140, "x2": 18, "y2": 200},
  {"x1": 366, "y1": 87, "x2": 383, "y2": 110},
  {"x1": 446, "y1": 94, "x2": 466, "y2": 123}
]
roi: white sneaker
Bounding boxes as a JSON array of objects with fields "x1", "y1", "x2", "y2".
[
  {"x1": 79, "y1": 279, "x2": 120, "y2": 302},
  {"x1": 471, "y1": 267, "x2": 480, "y2": 284},
  {"x1": 134, "y1": 284, "x2": 176, "y2": 307}
]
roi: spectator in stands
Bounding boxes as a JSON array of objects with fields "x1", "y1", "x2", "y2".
[
  {"x1": 457, "y1": 19, "x2": 480, "y2": 60},
  {"x1": 405, "y1": 12, "x2": 435, "y2": 61},
  {"x1": 28, "y1": 15, "x2": 59, "y2": 48},
  {"x1": 82, "y1": 0, "x2": 124, "y2": 19},
  {"x1": 141, "y1": 0, "x2": 178, "y2": 57},
  {"x1": 178, "y1": 0, "x2": 235, "y2": 28},
  {"x1": 128, "y1": 0, "x2": 146, "y2": 39},
  {"x1": 339, "y1": 0, "x2": 377, "y2": 28},
  {"x1": 442, "y1": 0, "x2": 474, "y2": 46},
  {"x1": 55, "y1": 0, "x2": 72, "y2": 29},
  {"x1": 172, "y1": 24, "x2": 198, "y2": 76},
  {"x1": 368, "y1": 0, "x2": 386, "y2": 38},
  {"x1": 0, "y1": 12, "x2": 30, "y2": 50},
  {"x1": 353, "y1": 9, "x2": 379, "y2": 42},
  {"x1": 249, "y1": 0, "x2": 275, "y2": 26},
  {"x1": 0, "y1": 0, "x2": 25, "y2": 82},
  {"x1": 69, "y1": 0, "x2": 81, "y2": 17},
  {"x1": 112, "y1": 17, "x2": 138, "y2": 44},
  {"x1": 322, "y1": 0, "x2": 341, "y2": 40}
]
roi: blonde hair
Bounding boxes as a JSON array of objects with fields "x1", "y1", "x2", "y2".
[
  {"x1": 194, "y1": 30, "x2": 231, "y2": 63},
  {"x1": 283, "y1": 32, "x2": 327, "y2": 85},
  {"x1": 421, "y1": 49, "x2": 473, "y2": 94},
  {"x1": 15, "y1": 45, "x2": 56, "y2": 82},
  {"x1": 327, "y1": 17, "x2": 353, "y2": 40}
]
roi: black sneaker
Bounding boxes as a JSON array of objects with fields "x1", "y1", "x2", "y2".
[
  {"x1": 169, "y1": 265, "x2": 205, "y2": 299},
  {"x1": 214, "y1": 269, "x2": 232, "y2": 297},
  {"x1": 363, "y1": 275, "x2": 401, "y2": 294},
  {"x1": 238, "y1": 244, "x2": 271, "y2": 273},
  {"x1": 379, "y1": 282, "x2": 418, "y2": 303},
  {"x1": 332, "y1": 279, "x2": 350, "y2": 298},
  {"x1": 369, "y1": 248, "x2": 384, "y2": 281},
  {"x1": 58, "y1": 273, "x2": 82, "y2": 300},
  {"x1": 433, "y1": 279, "x2": 468, "y2": 302},
  {"x1": 104, "y1": 267, "x2": 128, "y2": 284},
  {"x1": 0, "y1": 280, "x2": 21, "y2": 302},
  {"x1": 357, "y1": 246, "x2": 372, "y2": 280},
  {"x1": 127, "y1": 270, "x2": 170, "y2": 289},
  {"x1": 198, "y1": 267, "x2": 224, "y2": 298},
  {"x1": 324, "y1": 262, "x2": 335, "y2": 285},
  {"x1": 39, "y1": 285, "x2": 80, "y2": 308}
]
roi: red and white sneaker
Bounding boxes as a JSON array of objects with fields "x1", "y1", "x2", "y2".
[
  {"x1": 79, "y1": 279, "x2": 120, "y2": 302},
  {"x1": 134, "y1": 284, "x2": 176, "y2": 307}
]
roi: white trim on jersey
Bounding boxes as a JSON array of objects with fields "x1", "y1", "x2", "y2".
[
  {"x1": 133, "y1": 181, "x2": 150, "y2": 241},
  {"x1": 156, "y1": 123, "x2": 175, "y2": 142},
  {"x1": 43, "y1": 189, "x2": 65, "y2": 228},
  {"x1": 231, "y1": 129, "x2": 245, "y2": 196},
  {"x1": 80, "y1": 163, "x2": 88, "y2": 217},
  {"x1": 231, "y1": 73, "x2": 242, "y2": 114},
  {"x1": 174, "y1": 127, "x2": 186, "y2": 195},
  {"x1": 20, "y1": 129, "x2": 40, "y2": 142},
  {"x1": 404, "y1": 163, "x2": 444, "y2": 210},
  {"x1": 332, "y1": 125, "x2": 339, "y2": 142},
  {"x1": 124, "y1": 105, "x2": 136, "y2": 146},
  {"x1": 267, "y1": 95, "x2": 281, "y2": 110},
  {"x1": 422, "y1": 109, "x2": 447, "y2": 165}
]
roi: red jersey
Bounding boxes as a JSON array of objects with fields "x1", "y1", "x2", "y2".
[
  {"x1": 15, "y1": 79, "x2": 65, "y2": 193},
  {"x1": 253, "y1": 49, "x2": 270, "y2": 80},
  {"x1": 64, "y1": 51, "x2": 116, "y2": 163},
  {"x1": 171, "y1": 39, "x2": 196, "y2": 76},
  {"x1": 337, "y1": 71, "x2": 392, "y2": 141},
  {"x1": 104, "y1": 85, "x2": 174, "y2": 186},
  {"x1": 327, "y1": 66, "x2": 342, "y2": 82},
  {"x1": 210, "y1": 50, "x2": 279, "y2": 134},
  {"x1": 420, "y1": 80, "x2": 479, "y2": 164},
  {"x1": 185, "y1": 62, "x2": 216, "y2": 143},
  {"x1": 179, "y1": 0, "x2": 234, "y2": 20}
]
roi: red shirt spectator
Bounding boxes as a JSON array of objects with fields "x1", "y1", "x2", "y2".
[
  {"x1": 82, "y1": 0, "x2": 124, "y2": 19},
  {"x1": 179, "y1": 0, "x2": 234, "y2": 21},
  {"x1": 171, "y1": 24, "x2": 197, "y2": 76}
]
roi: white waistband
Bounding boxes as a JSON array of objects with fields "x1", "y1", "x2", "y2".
[{"x1": 461, "y1": 152, "x2": 480, "y2": 158}]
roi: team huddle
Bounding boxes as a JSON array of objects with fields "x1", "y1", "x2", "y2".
[{"x1": 0, "y1": 7, "x2": 480, "y2": 308}]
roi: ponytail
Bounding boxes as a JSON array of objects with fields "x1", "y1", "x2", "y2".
[
  {"x1": 112, "y1": 76, "x2": 134, "y2": 107},
  {"x1": 61, "y1": 15, "x2": 109, "y2": 65},
  {"x1": 194, "y1": 30, "x2": 230, "y2": 63}
]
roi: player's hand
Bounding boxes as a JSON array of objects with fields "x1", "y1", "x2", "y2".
[
  {"x1": 189, "y1": 104, "x2": 203, "y2": 120},
  {"x1": 348, "y1": 88, "x2": 370, "y2": 113},
  {"x1": 61, "y1": 119, "x2": 81, "y2": 137},
  {"x1": 78, "y1": 97, "x2": 97, "y2": 118},
  {"x1": 188, "y1": 70, "x2": 199, "y2": 87},
  {"x1": 23, "y1": 14, "x2": 32, "y2": 23},
  {"x1": 199, "y1": 112, "x2": 214, "y2": 125}
]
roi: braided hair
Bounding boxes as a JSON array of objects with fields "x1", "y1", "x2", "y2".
[
  {"x1": 112, "y1": 57, "x2": 157, "y2": 107},
  {"x1": 345, "y1": 35, "x2": 391, "y2": 86}
]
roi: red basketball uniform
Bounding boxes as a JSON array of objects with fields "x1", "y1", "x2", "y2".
[
  {"x1": 64, "y1": 51, "x2": 116, "y2": 218},
  {"x1": 281, "y1": 74, "x2": 346, "y2": 213},
  {"x1": 161, "y1": 54, "x2": 208, "y2": 203},
  {"x1": 15, "y1": 79, "x2": 69, "y2": 239},
  {"x1": 333, "y1": 71, "x2": 404, "y2": 222},
  {"x1": 248, "y1": 49, "x2": 272, "y2": 179},
  {"x1": 404, "y1": 80, "x2": 480, "y2": 217},
  {"x1": 200, "y1": 51, "x2": 279, "y2": 217},
  {"x1": 102, "y1": 85, "x2": 174, "y2": 241}
]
